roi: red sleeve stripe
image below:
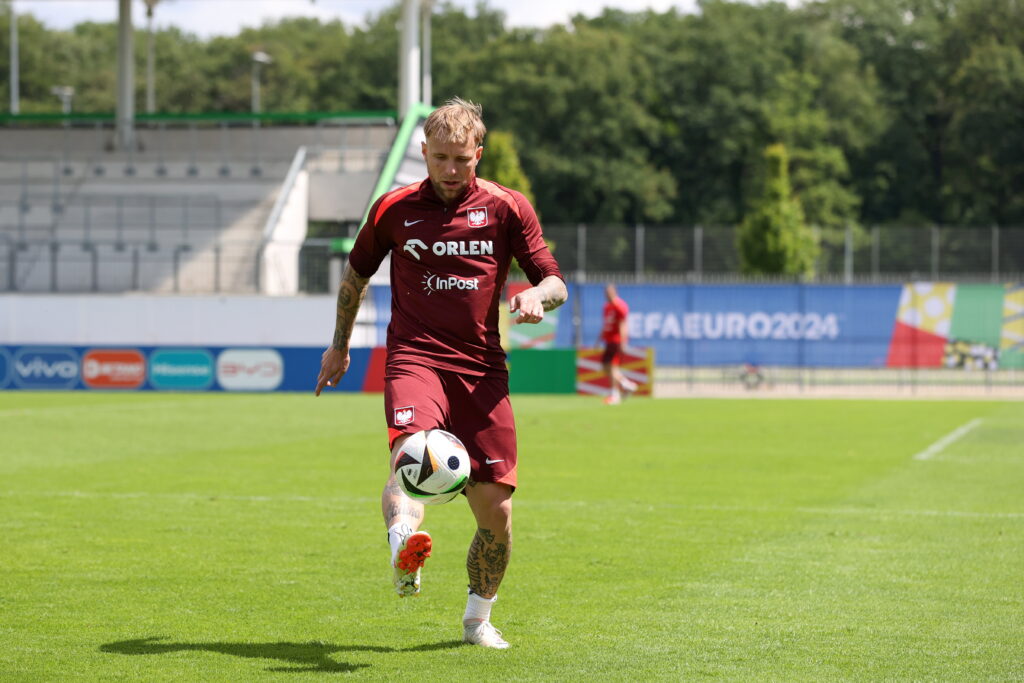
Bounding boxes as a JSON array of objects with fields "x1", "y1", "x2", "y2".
[
  {"x1": 373, "y1": 183, "x2": 420, "y2": 225},
  {"x1": 475, "y1": 178, "x2": 523, "y2": 221}
]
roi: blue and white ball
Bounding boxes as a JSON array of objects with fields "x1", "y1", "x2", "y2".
[{"x1": 393, "y1": 429, "x2": 471, "y2": 505}]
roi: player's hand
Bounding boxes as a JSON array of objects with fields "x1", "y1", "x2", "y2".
[
  {"x1": 315, "y1": 346, "x2": 350, "y2": 396},
  {"x1": 510, "y1": 288, "x2": 544, "y2": 325}
]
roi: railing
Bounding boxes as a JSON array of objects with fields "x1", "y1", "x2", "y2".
[
  {"x1": 540, "y1": 224, "x2": 1024, "y2": 283},
  {"x1": 0, "y1": 234, "x2": 264, "y2": 293},
  {"x1": 3, "y1": 225, "x2": 1022, "y2": 294}
]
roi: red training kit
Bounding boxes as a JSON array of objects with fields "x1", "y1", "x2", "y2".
[
  {"x1": 601, "y1": 297, "x2": 629, "y2": 344},
  {"x1": 349, "y1": 177, "x2": 563, "y2": 376}
]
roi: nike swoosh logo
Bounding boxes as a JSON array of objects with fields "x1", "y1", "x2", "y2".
[
  {"x1": 484, "y1": 458, "x2": 504, "y2": 465},
  {"x1": 404, "y1": 219, "x2": 424, "y2": 227}
]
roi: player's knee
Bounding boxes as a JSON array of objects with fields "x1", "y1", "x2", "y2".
[{"x1": 469, "y1": 482, "x2": 513, "y2": 526}]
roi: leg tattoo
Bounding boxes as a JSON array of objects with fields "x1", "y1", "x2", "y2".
[
  {"x1": 467, "y1": 527, "x2": 510, "y2": 598},
  {"x1": 382, "y1": 477, "x2": 422, "y2": 526}
]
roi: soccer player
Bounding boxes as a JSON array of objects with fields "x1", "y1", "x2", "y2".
[
  {"x1": 599, "y1": 284, "x2": 638, "y2": 405},
  {"x1": 315, "y1": 98, "x2": 566, "y2": 649}
]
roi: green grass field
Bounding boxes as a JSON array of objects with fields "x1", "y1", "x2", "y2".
[{"x1": 2, "y1": 392, "x2": 1022, "y2": 680}]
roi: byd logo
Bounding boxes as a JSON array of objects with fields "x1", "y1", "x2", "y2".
[
  {"x1": 12, "y1": 348, "x2": 79, "y2": 389},
  {"x1": 216, "y1": 349, "x2": 283, "y2": 391}
]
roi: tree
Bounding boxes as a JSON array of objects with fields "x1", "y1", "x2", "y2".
[
  {"x1": 738, "y1": 143, "x2": 818, "y2": 276},
  {"x1": 944, "y1": 0, "x2": 1024, "y2": 225},
  {"x1": 478, "y1": 129, "x2": 549, "y2": 275},
  {"x1": 449, "y1": 19, "x2": 677, "y2": 224},
  {"x1": 477, "y1": 130, "x2": 535, "y2": 206}
]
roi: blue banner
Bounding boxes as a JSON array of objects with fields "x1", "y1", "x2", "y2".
[
  {"x1": 575, "y1": 283, "x2": 902, "y2": 367},
  {"x1": 0, "y1": 345, "x2": 379, "y2": 392}
]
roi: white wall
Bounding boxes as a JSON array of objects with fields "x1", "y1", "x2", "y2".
[
  {"x1": 0, "y1": 294, "x2": 379, "y2": 347},
  {"x1": 261, "y1": 170, "x2": 309, "y2": 296}
]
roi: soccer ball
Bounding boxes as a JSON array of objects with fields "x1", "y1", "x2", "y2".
[{"x1": 393, "y1": 429, "x2": 471, "y2": 505}]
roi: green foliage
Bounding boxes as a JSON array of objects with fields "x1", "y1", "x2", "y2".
[
  {"x1": 477, "y1": 129, "x2": 535, "y2": 206},
  {"x1": 738, "y1": 143, "x2": 819, "y2": 276},
  {"x1": 1, "y1": 0, "x2": 1021, "y2": 226},
  {"x1": 476, "y1": 129, "x2": 546, "y2": 276}
]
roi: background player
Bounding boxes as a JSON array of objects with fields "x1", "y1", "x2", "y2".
[
  {"x1": 315, "y1": 98, "x2": 566, "y2": 649},
  {"x1": 599, "y1": 283, "x2": 638, "y2": 405}
]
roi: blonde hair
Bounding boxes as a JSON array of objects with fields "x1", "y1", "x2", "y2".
[{"x1": 423, "y1": 97, "x2": 486, "y2": 147}]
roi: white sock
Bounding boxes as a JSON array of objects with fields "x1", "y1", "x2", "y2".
[
  {"x1": 387, "y1": 523, "x2": 413, "y2": 564},
  {"x1": 463, "y1": 592, "x2": 496, "y2": 624}
]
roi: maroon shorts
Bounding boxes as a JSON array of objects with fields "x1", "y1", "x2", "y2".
[
  {"x1": 384, "y1": 362, "x2": 518, "y2": 489},
  {"x1": 602, "y1": 342, "x2": 624, "y2": 366}
]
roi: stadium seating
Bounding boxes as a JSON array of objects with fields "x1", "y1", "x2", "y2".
[{"x1": 0, "y1": 119, "x2": 394, "y2": 293}]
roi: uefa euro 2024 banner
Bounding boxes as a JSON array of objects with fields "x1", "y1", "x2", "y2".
[{"x1": 561, "y1": 282, "x2": 1024, "y2": 369}]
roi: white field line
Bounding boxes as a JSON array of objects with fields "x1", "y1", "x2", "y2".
[
  {"x1": 2, "y1": 490, "x2": 1021, "y2": 519},
  {"x1": 912, "y1": 418, "x2": 984, "y2": 461}
]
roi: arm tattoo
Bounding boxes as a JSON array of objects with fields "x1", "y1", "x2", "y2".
[
  {"x1": 332, "y1": 265, "x2": 370, "y2": 351},
  {"x1": 467, "y1": 526, "x2": 510, "y2": 597}
]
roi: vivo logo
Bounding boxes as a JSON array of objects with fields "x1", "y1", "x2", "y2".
[
  {"x1": 16, "y1": 358, "x2": 77, "y2": 379},
  {"x1": 12, "y1": 348, "x2": 79, "y2": 389}
]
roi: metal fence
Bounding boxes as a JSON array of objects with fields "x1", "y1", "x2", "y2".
[
  {"x1": 299, "y1": 224, "x2": 1024, "y2": 293},
  {"x1": 2, "y1": 225, "x2": 1023, "y2": 294},
  {"x1": 540, "y1": 224, "x2": 1024, "y2": 283}
]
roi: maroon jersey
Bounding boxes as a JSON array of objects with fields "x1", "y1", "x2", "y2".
[{"x1": 349, "y1": 177, "x2": 563, "y2": 376}]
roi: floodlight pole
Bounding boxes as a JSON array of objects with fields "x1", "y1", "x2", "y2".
[
  {"x1": 145, "y1": 0, "x2": 159, "y2": 114},
  {"x1": 251, "y1": 51, "x2": 272, "y2": 117},
  {"x1": 9, "y1": 1, "x2": 19, "y2": 115},
  {"x1": 116, "y1": 0, "x2": 135, "y2": 149},
  {"x1": 398, "y1": 0, "x2": 421, "y2": 121},
  {"x1": 421, "y1": 0, "x2": 433, "y2": 107}
]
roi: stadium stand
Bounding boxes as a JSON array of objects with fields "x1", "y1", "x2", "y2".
[{"x1": 0, "y1": 116, "x2": 395, "y2": 293}]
